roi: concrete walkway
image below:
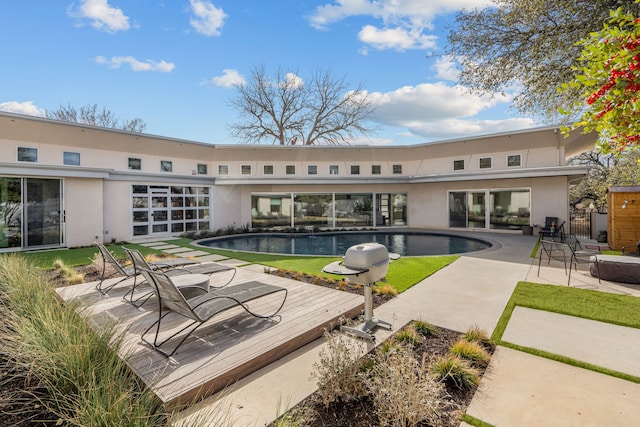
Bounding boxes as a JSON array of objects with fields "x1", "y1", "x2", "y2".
[{"x1": 141, "y1": 234, "x2": 640, "y2": 426}]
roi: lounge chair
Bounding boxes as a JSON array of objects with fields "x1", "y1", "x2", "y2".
[
  {"x1": 95, "y1": 243, "x2": 137, "y2": 294},
  {"x1": 139, "y1": 268, "x2": 288, "y2": 357},
  {"x1": 95, "y1": 243, "x2": 197, "y2": 295},
  {"x1": 122, "y1": 247, "x2": 236, "y2": 307}
]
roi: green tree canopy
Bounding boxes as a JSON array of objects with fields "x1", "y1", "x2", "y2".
[
  {"x1": 446, "y1": 0, "x2": 640, "y2": 122},
  {"x1": 570, "y1": 150, "x2": 640, "y2": 209},
  {"x1": 560, "y1": 7, "x2": 640, "y2": 153}
]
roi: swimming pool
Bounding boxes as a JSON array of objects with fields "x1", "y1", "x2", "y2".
[{"x1": 197, "y1": 231, "x2": 492, "y2": 256}]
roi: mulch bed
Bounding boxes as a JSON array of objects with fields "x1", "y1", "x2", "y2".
[
  {"x1": 268, "y1": 325, "x2": 493, "y2": 427},
  {"x1": 268, "y1": 269, "x2": 494, "y2": 427}
]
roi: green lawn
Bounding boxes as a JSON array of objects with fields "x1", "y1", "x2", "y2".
[
  {"x1": 492, "y1": 281, "x2": 640, "y2": 383},
  {"x1": 493, "y1": 281, "x2": 640, "y2": 342},
  {"x1": 13, "y1": 238, "x2": 460, "y2": 294}
]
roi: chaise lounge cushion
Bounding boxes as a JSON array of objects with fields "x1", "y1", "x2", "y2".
[{"x1": 589, "y1": 255, "x2": 640, "y2": 284}]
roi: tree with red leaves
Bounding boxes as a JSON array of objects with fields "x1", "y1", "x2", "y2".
[{"x1": 561, "y1": 6, "x2": 640, "y2": 153}]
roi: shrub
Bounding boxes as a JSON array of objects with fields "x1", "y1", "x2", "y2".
[
  {"x1": 395, "y1": 325, "x2": 422, "y2": 346},
  {"x1": 413, "y1": 319, "x2": 439, "y2": 337},
  {"x1": 462, "y1": 325, "x2": 490, "y2": 344},
  {"x1": 312, "y1": 275, "x2": 325, "y2": 285},
  {"x1": 430, "y1": 355, "x2": 480, "y2": 390},
  {"x1": 311, "y1": 330, "x2": 367, "y2": 407},
  {"x1": 449, "y1": 339, "x2": 490, "y2": 367},
  {"x1": 336, "y1": 280, "x2": 349, "y2": 291},
  {"x1": 377, "y1": 338, "x2": 406, "y2": 357},
  {"x1": 364, "y1": 351, "x2": 450, "y2": 426},
  {"x1": 52, "y1": 258, "x2": 85, "y2": 286},
  {"x1": 0, "y1": 254, "x2": 166, "y2": 426},
  {"x1": 373, "y1": 283, "x2": 397, "y2": 297}
]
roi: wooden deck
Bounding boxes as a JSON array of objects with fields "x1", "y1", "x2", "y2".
[{"x1": 56, "y1": 264, "x2": 363, "y2": 408}]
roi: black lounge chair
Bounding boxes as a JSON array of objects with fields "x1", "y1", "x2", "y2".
[
  {"x1": 122, "y1": 247, "x2": 236, "y2": 307},
  {"x1": 139, "y1": 268, "x2": 288, "y2": 357},
  {"x1": 95, "y1": 243, "x2": 197, "y2": 295}
]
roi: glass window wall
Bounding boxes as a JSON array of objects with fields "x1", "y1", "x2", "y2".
[
  {"x1": 131, "y1": 185, "x2": 211, "y2": 236},
  {"x1": 251, "y1": 192, "x2": 406, "y2": 229},
  {"x1": 449, "y1": 189, "x2": 530, "y2": 230},
  {"x1": 294, "y1": 194, "x2": 332, "y2": 227},
  {"x1": 335, "y1": 194, "x2": 372, "y2": 227},
  {"x1": 251, "y1": 194, "x2": 292, "y2": 227}
]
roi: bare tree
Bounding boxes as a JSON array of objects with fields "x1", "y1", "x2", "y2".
[
  {"x1": 227, "y1": 66, "x2": 376, "y2": 145},
  {"x1": 45, "y1": 103, "x2": 146, "y2": 133}
]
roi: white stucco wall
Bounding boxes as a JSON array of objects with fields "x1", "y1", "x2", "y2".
[
  {"x1": 64, "y1": 178, "x2": 104, "y2": 247},
  {"x1": 103, "y1": 180, "x2": 132, "y2": 243}
]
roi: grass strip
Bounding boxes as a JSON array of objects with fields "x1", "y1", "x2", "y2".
[
  {"x1": 18, "y1": 237, "x2": 460, "y2": 294},
  {"x1": 15, "y1": 243, "x2": 164, "y2": 268},
  {"x1": 461, "y1": 414, "x2": 495, "y2": 427},
  {"x1": 492, "y1": 281, "x2": 640, "y2": 343},
  {"x1": 498, "y1": 341, "x2": 640, "y2": 384},
  {"x1": 491, "y1": 281, "x2": 640, "y2": 384}
]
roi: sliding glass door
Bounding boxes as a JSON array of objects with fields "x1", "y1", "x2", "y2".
[
  {"x1": 0, "y1": 177, "x2": 64, "y2": 250},
  {"x1": 25, "y1": 178, "x2": 63, "y2": 248},
  {"x1": 449, "y1": 189, "x2": 530, "y2": 230}
]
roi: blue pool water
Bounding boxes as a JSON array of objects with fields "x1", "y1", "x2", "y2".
[{"x1": 198, "y1": 231, "x2": 492, "y2": 256}]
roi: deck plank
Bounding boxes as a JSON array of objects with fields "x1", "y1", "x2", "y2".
[{"x1": 56, "y1": 265, "x2": 363, "y2": 408}]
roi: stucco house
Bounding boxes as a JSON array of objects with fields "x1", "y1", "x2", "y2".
[{"x1": 0, "y1": 111, "x2": 595, "y2": 252}]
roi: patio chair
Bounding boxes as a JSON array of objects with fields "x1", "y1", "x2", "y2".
[
  {"x1": 621, "y1": 241, "x2": 640, "y2": 257},
  {"x1": 538, "y1": 239, "x2": 569, "y2": 275},
  {"x1": 122, "y1": 247, "x2": 236, "y2": 307},
  {"x1": 539, "y1": 219, "x2": 565, "y2": 242},
  {"x1": 537, "y1": 239, "x2": 597, "y2": 286},
  {"x1": 95, "y1": 243, "x2": 137, "y2": 294},
  {"x1": 95, "y1": 243, "x2": 198, "y2": 295},
  {"x1": 139, "y1": 268, "x2": 288, "y2": 357}
]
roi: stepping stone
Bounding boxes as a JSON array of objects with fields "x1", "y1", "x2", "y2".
[
  {"x1": 138, "y1": 242, "x2": 168, "y2": 247},
  {"x1": 216, "y1": 258, "x2": 247, "y2": 267},
  {"x1": 175, "y1": 250, "x2": 210, "y2": 258},
  {"x1": 152, "y1": 244, "x2": 180, "y2": 250},
  {"x1": 194, "y1": 254, "x2": 228, "y2": 262},
  {"x1": 163, "y1": 247, "x2": 194, "y2": 254}
]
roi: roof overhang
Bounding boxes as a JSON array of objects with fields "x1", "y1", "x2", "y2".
[
  {"x1": 214, "y1": 165, "x2": 591, "y2": 185},
  {"x1": 0, "y1": 162, "x2": 111, "y2": 179}
]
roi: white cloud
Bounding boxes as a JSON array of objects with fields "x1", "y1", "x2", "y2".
[
  {"x1": 189, "y1": 0, "x2": 227, "y2": 36},
  {"x1": 280, "y1": 73, "x2": 304, "y2": 90},
  {"x1": 309, "y1": 0, "x2": 490, "y2": 29},
  {"x1": 365, "y1": 82, "x2": 535, "y2": 140},
  {"x1": 404, "y1": 117, "x2": 537, "y2": 140},
  {"x1": 358, "y1": 25, "x2": 437, "y2": 51},
  {"x1": 433, "y1": 55, "x2": 459, "y2": 81},
  {"x1": 68, "y1": 0, "x2": 130, "y2": 32},
  {"x1": 202, "y1": 69, "x2": 245, "y2": 87},
  {"x1": 0, "y1": 101, "x2": 45, "y2": 117},
  {"x1": 308, "y1": 0, "x2": 491, "y2": 51},
  {"x1": 95, "y1": 56, "x2": 175, "y2": 72}
]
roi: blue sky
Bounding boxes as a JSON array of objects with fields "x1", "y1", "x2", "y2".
[{"x1": 0, "y1": 0, "x2": 537, "y2": 146}]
